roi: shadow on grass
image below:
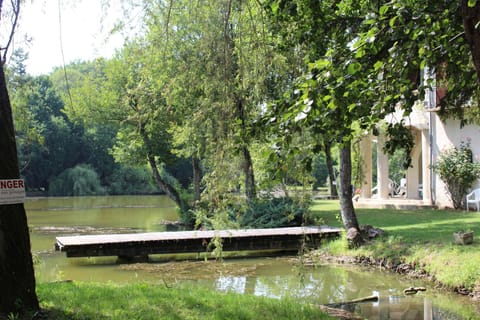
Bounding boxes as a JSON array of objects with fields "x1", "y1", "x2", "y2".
[
  {"x1": 0, "y1": 308, "x2": 109, "y2": 320},
  {"x1": 355, "y1": 208, "x2": 480, "y2": 243},
  {"x1": 312, "y1": 200, "x2": 480, "y2": 243},
  {"x1": 40, "y1": 308, "x2": 110, "y2": 320}
]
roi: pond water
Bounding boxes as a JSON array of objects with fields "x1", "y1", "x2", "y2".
[{"x1": 27, "y1": 196, "x2": 480, "y2": 319}]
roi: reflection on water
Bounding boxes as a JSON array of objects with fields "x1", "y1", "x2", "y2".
[
  {"x1": 205, "y1": 262, "x2": 473, "y2": 319},
  {"x1": 26, "y1": 196, "x2": 479, "y2": 319}
]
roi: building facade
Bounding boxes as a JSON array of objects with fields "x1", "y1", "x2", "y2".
[{"x1": 359, "y1": 69, "x2": 480, "y2": 209}]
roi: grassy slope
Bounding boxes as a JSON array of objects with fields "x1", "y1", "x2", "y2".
[
  {"x1": 35, "y1": 282, "x2": 334, "y2": 320},
  {"x1": 311, "y1": 200, "x2": 480, "y2": 291}
]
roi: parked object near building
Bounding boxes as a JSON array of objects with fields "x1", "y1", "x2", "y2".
[{"x1": 466, "y1": 189, "x2": 480, "y2": 211}]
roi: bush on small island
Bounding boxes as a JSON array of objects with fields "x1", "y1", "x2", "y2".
[
  {"x1": 193, "y1": 196, "x2": 314, "y2": 230},
  {"x1": 240, "y1": 197, "x2": 312, "y2": 228}
]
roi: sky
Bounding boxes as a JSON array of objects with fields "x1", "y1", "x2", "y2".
[{"x1": 13, "y1": 1, "x2": 129, "y2": 75}]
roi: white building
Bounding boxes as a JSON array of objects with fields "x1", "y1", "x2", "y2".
[{"x1": 357, "y1": 69, "x2": 480, "y2": 209}]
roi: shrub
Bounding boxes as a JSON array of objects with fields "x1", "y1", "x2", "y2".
[
  {"x1": 49, "y1": 164, "x2": 105, "y2": 196},
  {"x1": 240, "y1": 197, "x2": 311, "y2": 228},
  {"x1": 431, "y1": 141, "x2": 480, "y2": 209},
  {"x1": 192, "y1": 196, "x2": 313, "y2": 230}
]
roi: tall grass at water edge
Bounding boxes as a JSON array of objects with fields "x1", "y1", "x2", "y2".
[{"x1": 31, "y1": 282, "x2": 334, "y2": 320}]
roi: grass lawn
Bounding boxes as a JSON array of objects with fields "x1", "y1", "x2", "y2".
[
  {"x1": 311, "y1": 200, "x2": 480, "y2": 291},
  {"x1": 33, "y1": 281, "x2": 334, "y2": 320}
]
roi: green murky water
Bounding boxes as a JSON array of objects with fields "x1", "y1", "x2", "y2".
[{"x1": 27, "y1": 196, "x2": 480, "y2": 319}]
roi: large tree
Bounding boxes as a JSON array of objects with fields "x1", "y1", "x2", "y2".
[
  {"x1": 264, "y1": 0, "x2": 480, "y2": 239},
  {"x1": 263, "y1": 0, "x2": 370, "y2": 240},
  {"x1": 0, "y1": 0, "x2": 39, "y2": 314}
]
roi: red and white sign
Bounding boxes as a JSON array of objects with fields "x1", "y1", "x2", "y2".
[{"x1": 0, "y1": 179, "x2": 26, "y2": 205}]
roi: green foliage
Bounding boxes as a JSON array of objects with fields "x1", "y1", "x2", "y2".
[
  {"x1": 431, "y1": 141, "x2": 480, "y2": 209},
  {"x1": 265, "y1": 0, "x2": 480, "y2": 230},
  {"x1": 164, "y1": 157, "x2": 194, "y2": 189},
  {"x1": 311, "y1": 153, "x2": 329, "y2": 189},
  {"x1": 355, "y1": 1, "x2": 480, "y2": 124},
  {"x1": 240, "y1": 197, "x2": 311, "y2": 228},
  {"x1": 194, "y1": 200, "x2": 241, "y2": 231},
  {"x1": 107, "y1": 166, "x2": 159, "y2": 195},
  {"x1": 7, "y1": 61, "x2": 119, "y2": 192},
  {"x1": 384, "y1": 122, "x2": 415, "y2": 169},
  {"x1": 49, "y1": 164, "x2": 106, "y2": 196},
  {"x1": 193, "y1": 196, "x2": 313, "y2": 230},
  {"x1": 252, "y1": 134, "x2": 316, "y2": 193},
  {"x1": 263, "y1": 0, "x2": 378, "y2": 231}
]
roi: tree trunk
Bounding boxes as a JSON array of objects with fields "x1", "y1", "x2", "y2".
[
  {"x1": 225, "y1": 4, "x2": 257, "y2": 202},
  {"x1": 235, "y1": 96, "x2": 256, "y2": 201},
  {"x1": 138, "y1": 125, "x2": 186, "y2": 211},
  {"x1": 324, "y1": 140, "x2": 338, "y2": 198},
  {"x1": 338, "y1": 142, "x2": 363, "y2": 246},
  {"x1": 462, "y1": 1, "x2": 480, "y2": 82},
  {"x1": 0, "y1": 63, "x2": 39, "y2": 314},
  {"x1": 147, "y1": 154, "x2": 184, "y2": 211},
  {"x1": 338, "y1": 143, "x2": 359, "y2": 229},
  {"x1": 242, "y1": 145, "x2": 256, "y2": 200},
  {"x1": 192, "y1": 156, "x2": 201, "y2": 202}
]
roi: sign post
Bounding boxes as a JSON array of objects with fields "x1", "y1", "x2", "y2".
[{"x1": 0, "y1": 179, "x2": 26, "y2": 205}]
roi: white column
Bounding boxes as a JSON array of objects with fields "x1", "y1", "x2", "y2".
[
  {"x1": 406, "y1": 130, "x2": 421, "y2": 199},
  {"x1": 360, "y1": 135, "x2": 372, "y2": 199},
  {"x1": 422, "y1": 129, "x2": 432, "y2": 204},
  {"x1": 377, "y1": 132, "x2": 390, "y2": 199},
  {"x1": 406, "y1": 167, "x2": 420, "y2": 199}
]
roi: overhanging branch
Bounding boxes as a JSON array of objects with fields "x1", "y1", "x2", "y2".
[{"x1": 1, "y1": 0, "x2": 20, "y2": 64}]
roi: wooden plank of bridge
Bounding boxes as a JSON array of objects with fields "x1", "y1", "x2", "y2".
[{"x1": 55, "y1": 226, "x2": 342, "y2": 258}]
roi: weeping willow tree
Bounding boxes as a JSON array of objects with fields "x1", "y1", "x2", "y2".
[
  {"x1": 60, "y1": 0, "x2": 306, "y2": 231},
  {"x1": 129, "y1": 0, "x2": 287, "y2": 216},
  {"x1": 154, "y1": 0, "x2": 282, "y2": 205}
]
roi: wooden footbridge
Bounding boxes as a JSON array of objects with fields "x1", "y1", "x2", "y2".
[{"x1": 55, "y1": 226, "x2": 342, "y2": 259}]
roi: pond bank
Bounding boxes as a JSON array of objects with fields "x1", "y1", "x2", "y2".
[
  {"x1": 310, "y1": 200, "x2": 480, "y2": 305},
  {"x1": 312, "y1": 235, "x2": 480, "y2": 302}
]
